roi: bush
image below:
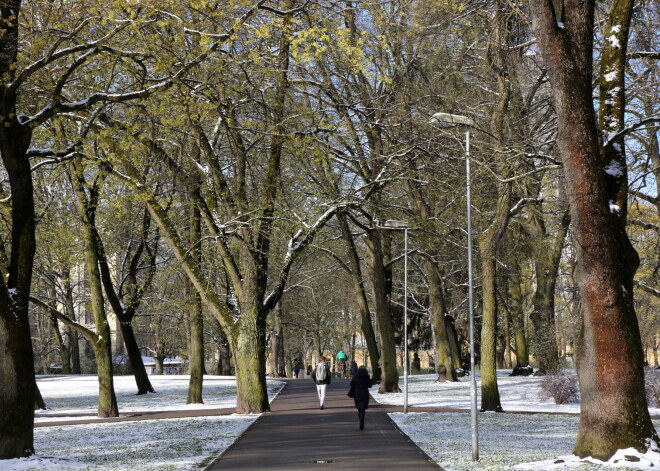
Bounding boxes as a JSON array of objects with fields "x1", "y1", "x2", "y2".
[
  {"x1": 539, "y1": 371, "x2": 579, "y2": 404},
  {"x1": 645, "y1": 368, "x2": 660, "y2": 407}
]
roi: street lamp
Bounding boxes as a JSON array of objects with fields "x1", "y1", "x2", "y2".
[
  {"x1": 375, "y1": 219, "x2": 410, "y2": 413},
  {"x1": 431, "y1": 112, "x2": 479, "y2": 462}
]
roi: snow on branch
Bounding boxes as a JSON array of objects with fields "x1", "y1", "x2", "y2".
[
  {"x1": 21, "y1": 2, "x2": 266, "y2": 128},
  {"x1": 509, "y1": 197, "x2": 541, "y2": 216},
  {"x1": 629, "y1": 218, "x2": 660, "y2": 233},
  {"x1": 633, "y1": 280, "x2": 660, "y2": 299},
  {"x1": 603, "y1": 115, "x2": 660, "y2": 147},
  {"x1": 8, "y1": 18, "x2": 131, "y2": 94},
  {"x1": 263, "y1": 200, "x2": 359, "y2": 311}
]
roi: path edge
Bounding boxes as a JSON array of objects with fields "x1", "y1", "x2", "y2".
[
  {"x1": 385, "y1": 411, "x2": 445, "y2": 470},
  {"x1": 201, "y1": 382, "x2": 289, "y2": 471}
]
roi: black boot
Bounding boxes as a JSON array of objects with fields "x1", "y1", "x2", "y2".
[{"x1": 358, "y1": 409, "x2": 365, "y2": 429}]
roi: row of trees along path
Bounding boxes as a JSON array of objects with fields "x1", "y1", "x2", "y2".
[{"x1": 1, "y1": 0, "x2": 658, "y2": 464}]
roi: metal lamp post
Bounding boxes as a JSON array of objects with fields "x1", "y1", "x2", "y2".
[
  {"x1": 431, "y1": 112, "x2": 478, "y2": 461},
  {"x1": 376, "y1": 219, "x2": 410, "y2": 413}
]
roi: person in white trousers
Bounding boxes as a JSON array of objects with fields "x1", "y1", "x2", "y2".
[{"x1": 311, "y1": 356, "x2": 331, "y2": 409}]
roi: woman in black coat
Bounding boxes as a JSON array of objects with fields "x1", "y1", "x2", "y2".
[{"x1": 350, "y1": 365, "x2": 372, "y2": 430}]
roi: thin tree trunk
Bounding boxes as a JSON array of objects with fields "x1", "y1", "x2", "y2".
[
  {"x1": 338, "y1": 213, "x2": 381, "y2": 381},
  {"x1": 365, "y1": 231, "x2": 400, "y2": 393},
  {"x1": 426, "y1": 260, "x2": 458, "y2": 382},
  {"x1": 529, "y1": 209, "x2": 569, "y2": 374},
  {"x1": 70, "y1": 161, "x2": 119, "y2": 418},
  {"x1": 119, "y1": 322, "x2": 155, "y2": 394},
  {"x1": 509, "y1": 263, "x2": 530, "y2": 371},
  {"x1": 479, "y1": 247, "x2": 503, "y2": 412},
  {"x1": 187, "y1": 205, "x2": 204, "y2": 404},
  {"x1": 63, "y1": 270, "x2": 81, "y2": 374}
]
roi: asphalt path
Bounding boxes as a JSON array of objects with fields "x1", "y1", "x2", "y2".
[{"x1": 206, "y1": 378, "x2": 442, "y2": 470}]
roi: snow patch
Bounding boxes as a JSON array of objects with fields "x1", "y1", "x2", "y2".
[
  {"x1": 515, "y1": 440, "x2": 660, "y2": 470},
  {"x1": 604, "y1": 71, "x2": 618, "y2": 82},
  {"x1": 604, "y1": 160, "x2": 624, "y2": 178},
  {"x1": 608, "y1": 34, "x2": 621, "y2": 49}
]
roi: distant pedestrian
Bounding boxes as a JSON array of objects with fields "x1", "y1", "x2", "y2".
[
  {"x1": 350, "y1": 365, "x2": 372, "y2": 429},
  {"x1": 293, "y1": 366, "x2": 301, "y2": 378},
  {"x1": 311, "y1": 356, "x2": 331, "y2": 409},
  {"x1": 350, "y1": 359, "x2": 358, "y2": 376}
]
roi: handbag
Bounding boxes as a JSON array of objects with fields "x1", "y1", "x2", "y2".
[{"x1": 347, "y1": 385, "x2": 355, "y2": 398}]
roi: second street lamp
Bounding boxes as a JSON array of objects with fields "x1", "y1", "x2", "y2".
[{"x1": 431, "y1": 112, "x2": 479, "y2": 462}]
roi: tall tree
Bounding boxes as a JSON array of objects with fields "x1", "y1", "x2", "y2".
[{"x1": 530, "y1": 0, "x2": 659, "y2": 459}]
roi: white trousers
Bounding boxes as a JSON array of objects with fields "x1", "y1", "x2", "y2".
[{"x1": 316, "y1": 384, "x2": 327, "y2": 405}]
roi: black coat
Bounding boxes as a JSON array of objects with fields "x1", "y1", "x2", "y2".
[{"x1": 350, "y1": 369, "x2": 372, "y2": 410}]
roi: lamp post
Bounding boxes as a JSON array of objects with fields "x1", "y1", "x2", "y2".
[
  {"x1": 431, "y1": 112, "x2": 478, "y2": 461},
  {"x1": 376, "y1": 219, "x2": 410, "y2": 413}
]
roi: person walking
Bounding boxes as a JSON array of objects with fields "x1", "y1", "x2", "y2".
[
  {"x1": 349, "y1": 359, "x2": 358, "y2": 376},
  {"x1": 311, "y1": 356, "x2": 331, "y2": 409},
  {"x1": 350, "y1": 365, "x2": 372, "y2": 429},
  {"x1": 293, "y1": 365, "x2": 301, "y2": 378}
]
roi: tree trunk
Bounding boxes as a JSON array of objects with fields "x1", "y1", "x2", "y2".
[
  {"x1": 93, "y1": 341, "x2": 119, "y2": 418},
  {"x1": 71, "y1": 161, "x2": 119, "y2": 418},
  {"x1": 479, "y1": 245, "x2": 503, "y2": 412},
  {"x1": 529, "y1": 209, "x2": 570, "y2": 375},
  {"x1": 187, "y1": 205, "x2": 204, "y2": 404},
  {"x1": 509, "y1": 264, "x2": 531, "y2": 372},
  {"x1": 365, "y1": 230, "x2": 400, "y2": 393},
  {"x1": 187, "y1": 291, "x2": 204, "y2": 403},
  {"x1": 338, "y1": 213, "x2": 381, "y2": 381},
  {"x1": 233, "y1": 309, "x2": 270, "y2": 413},
  {"x1": 530, "y1": 0, "x2": 658, "y2": 458},
  {"x1": 33, "y1": 383, "x2": 45, "y2": 410},
  {"x1": 426, "y1": 260, "x2": 458, "y2": 382},
  {"x1": 119, "y1": 321, "x2": 155, "y2": 394},
  {"x1": 270, "y1": 303, "x2": 283, "y2": 378},
  {"x1": 63, "y1": 270, "x2": 81, "y2": 374},
  {"x1": 0, "y1": 117, "x2": 36, "y2": 458}
]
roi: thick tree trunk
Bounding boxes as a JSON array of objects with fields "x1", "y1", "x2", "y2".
[
  {"x1": 0, "y1": 305, "x2": 35, "y2": 458},
  {"x1": 530, "y1": 0, "x2": 658, "y2": 458},
  {"x1": 338, "y1": 214, "x2": 381, "y2": 381},
  {"x1": 119, "y1": 321, "x2": 155, "y2": 395},
  {"x1": 94, "y1": 341, "x2": 119, "y2": 418},
  {"x1": 0, "y1": 118, "x2": 36, "y2": 458},
  {"x1": 233, "y1": 310, "x2": 270, "y2": 413},
  {"x1": 365, "y1": 231, "x2": 400, "y2": 393}
]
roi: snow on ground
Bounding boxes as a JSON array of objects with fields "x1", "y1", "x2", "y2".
[
  {"x1": 390, "y1": 412, "x2": 660, "y2": 471},
  {"x1": 0, "y1": 415, "x2": 254, "y2": 471},
  {"x1": 35, "y1": 375, "x2": 284, "y2": 419},
  {"x1": 1, "y1": 375, "x2": 285, "y2": 471},
  {"x1": 376, "y1": 372, "x2": 660, "y2": 470},
  {"x1": 370, "y1": 371, "x2": 660, "y2": 416}
]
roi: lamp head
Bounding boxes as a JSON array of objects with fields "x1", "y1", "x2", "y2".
[{"x1": 431, "y1": 112, "x2": 474, "y2": 128}]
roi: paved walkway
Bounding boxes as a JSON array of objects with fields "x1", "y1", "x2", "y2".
[{"x1": 206, "y1": 378, "x2": 441, "y2": 470}]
